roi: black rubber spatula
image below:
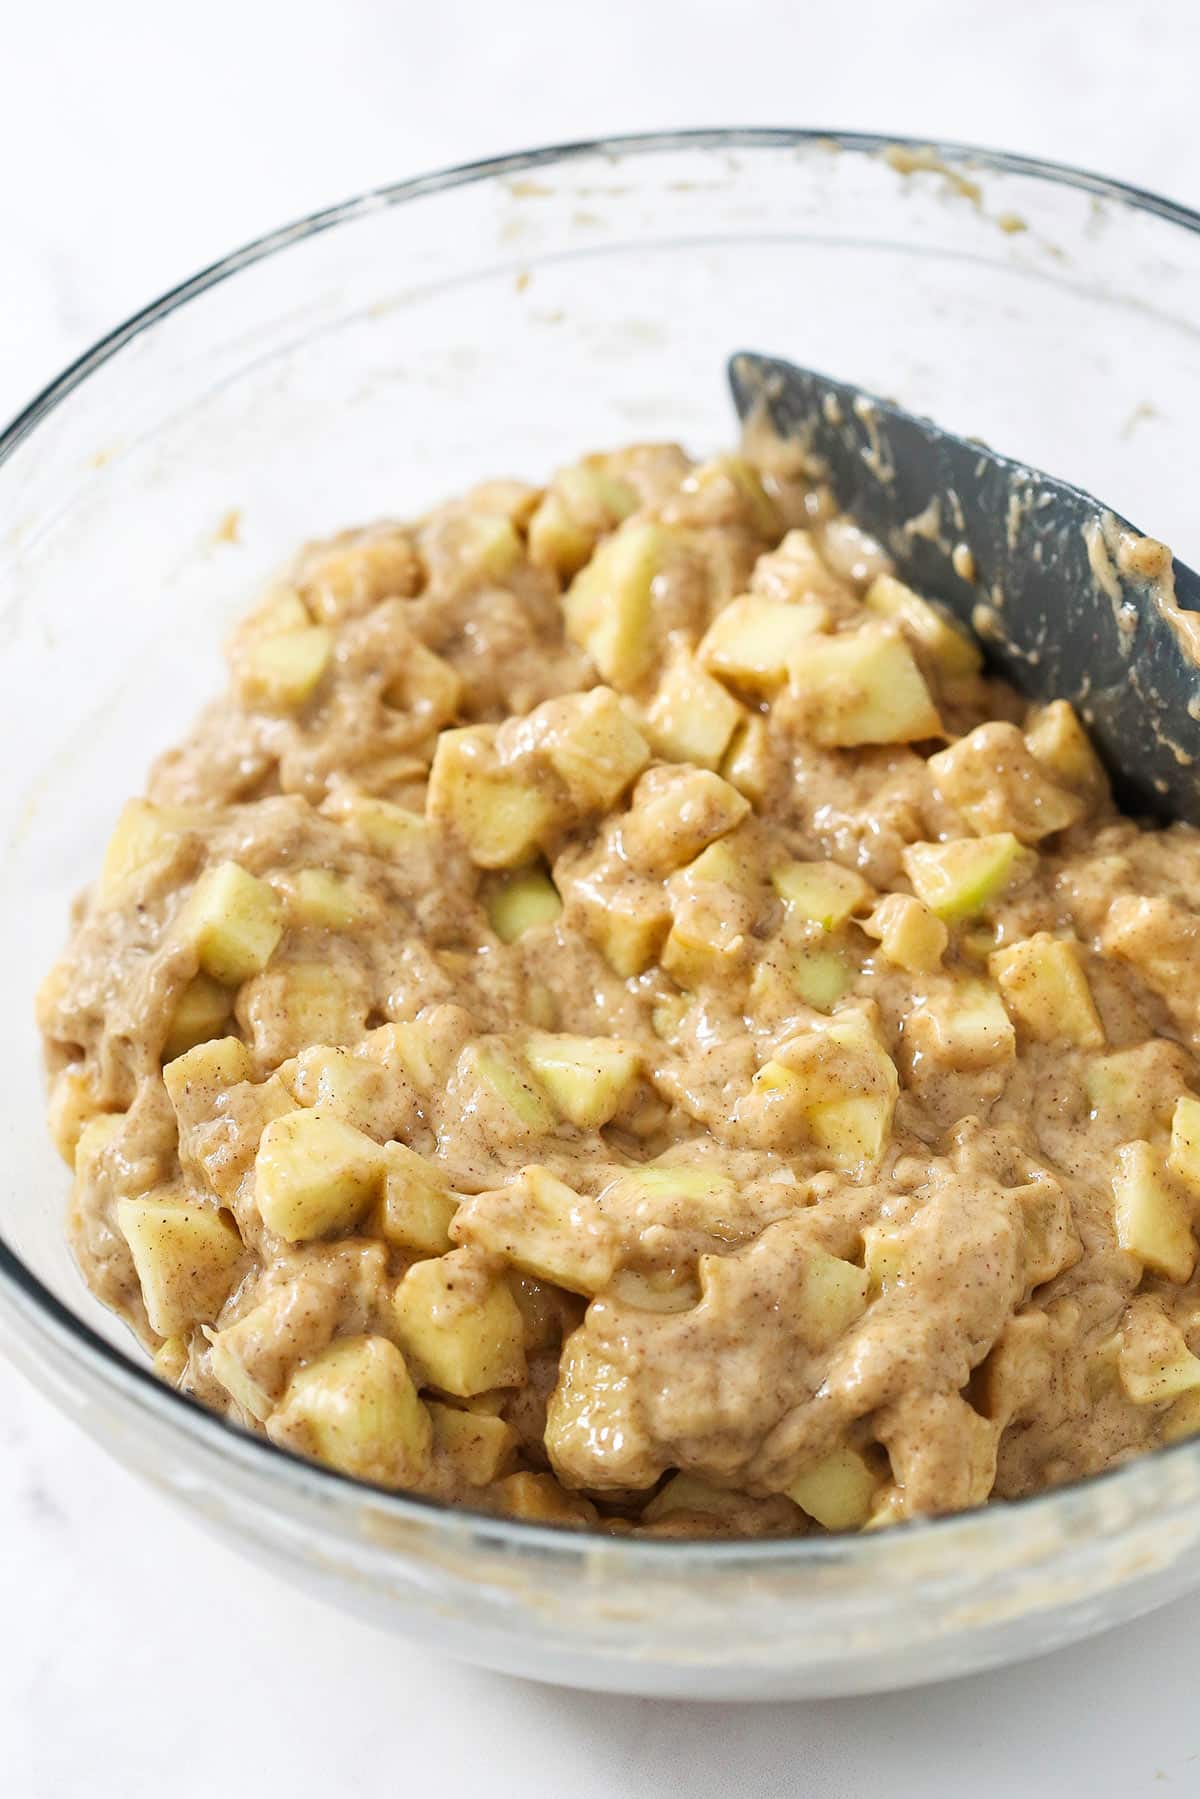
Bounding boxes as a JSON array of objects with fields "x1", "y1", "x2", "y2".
[{"x1": 728, "y1": 351, "x2": 1200, "y2": 826}]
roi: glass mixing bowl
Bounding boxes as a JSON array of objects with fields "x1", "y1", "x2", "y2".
[{"x1": 4, "y1": 129, "x2": 1200, "y2": 1703}]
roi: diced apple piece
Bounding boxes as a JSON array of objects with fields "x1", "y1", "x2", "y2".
[
  {"x1": 864, "y1": 572, "x2": 982, "y2": 677},
  {"x1": 1102, "y1": 895, "x2": 1200, "y2": 1044},
  {"x1": 238, "y1": 586, "x2": 311, "y2": 640},
  {"x1": 524, "y1": 1033, "x2": 639, "y2": 1129},
  {"x1": 1118, "y1": 1299, "x2": 1200, "y2": 1404},
  {"x1": 268, "y1": 1335, "x2": 431, "y2": 1484},
  {"x1": 163, "y1": 1035, "x2": 255, "y2": 1129},
  {"x1": 562, "y1": 522, "x2": 668, "y2": 690},
  {"x1": 575, "y1": 873, "x2": 672, "y2": 979},
  {"x1": 242, "y1": 960, "x2": 369, "y2": 1056},
  {"x1": 862, "y1": 1223, "x2": 909, "y2": 1295},
  {"x1": 906, "y1": 981, "x2": 1016, "y2": 1071},
  {"x1": 928, "y1": 722, "x2": 1085, "y2": 842},
  {"x1": 788, "y1": 623, "x2": 942, "y2": 746},
  {"x1": 676, "y1": 454, "x2": 780, "y2": 535},
  {"x1": 452, "y1": 1166, "x2": 619, "y2": 1295},
  {"x1": 1168, "y1": 1095, "x2": 1200, "y2": 1198},
  {"x1": 1015, "y1": 1179, "x2": 1082, "y2": 1288},
  {"x1": 720, "y1": 712, "x2": 772, "y2": 804},
  {"x1": 1025, "y1": 699, "x2": 1108, "y2": 797},
  {"x1": 47, "y1": 1066, "x2": 106, "y2": 1167},
  {"x1": 289, "y1": 1044, "x2": 386, "y2": 1125},
  {"x1": 452, "y1": 512, "x2": 523, "y2": 584},
  {"x1": 236, "y1": 624, "x2": 333, "y2": 712},
  {"x1": 427, "y1": 1401, "x2": 516, "y2": 1484},
  {"x1": 427, "y1": 726, "x2": 564, "y2": 868},
  {"x1": 116, "y1": 1194, "x2": 244, "y2": 1337},
  {"x1": 660, "y1": 888, "x2": 750, "y2": 986},
  {"x1": 185, "y1": 1073, "x2": 295, "y2": 1203},
  {"x1": 177, "y1": 861, "x2": 284, "y2": 985},
  {"x1": 535, "y1": 687, "x2": 650, "y2": 810},
  {"x1": 487, "y1": 865, "x2": 562, "y2": 942},
  {"x1": 699, "y1": 595, "x2": 828, "y2": 693},
  {"x1": 621, "y1": 766, "x2": 750, "y2": 877},
  {"x1": 1112, "y1": 1141, "x2": 1197, "y2": 1282},
  {"x1": 528, "y1": 462, "x2": 638, "y2": 578},
  {"x1": 772, "y1": 860, "x2": 872, "y2": 931},
  {"x1": 642, "y1": 1474, "x2": 749, "y2": 1524},
  {"x1": 645, "y1": 653, "x2": 744, "y2": 770},
  {"x1": 255, "y1": 1109, "x2": 385, "y2": 1242},
  {"x1": 602, "y1": 1162, "x2": 739, "y2": 1236},
  {"x1": 381, "y1": 635, "x2": 463, "y2": 724},
  {"x1": 392, "y1": 1249, "x2": 526, "y2": 1396},
  {"x1": 321, "y1": 792, "x2": 432, "y2": 859},
  {"x1": 780, "y1": 940, "x2": 855, "y2": 1012},
  {"x1": 163, "y1": 974, "x2": 232, "y2": 1061},
  {"x1": 285, "y1": 868, "x2": 374, "y2": 930},
  {"x1": 74, "y1": 1112, "x2": 125, "y2": 1183},
  {"x1": 364, "y1": 1010, "x2": 470, "y2": 1096},
  {"x1": 375, "y1": 1143, "x2": 459, "y2": 1256},
  {"x1": 97, "y1": 798, "x2": 196, "y2": 906},
  {"x1": 989, "y1": 934, "x2": 1104, "y2": 1048},
  {"x1": 455, "y1": 1039, "x2": 557, "y2": 1136},
  {"x1": 677, "y1": 835, "x2": 762, "y2": 898},
  {"x1": 759, "y1": 1014, "x2": 899, "y2": 1170},
  {"x1": 300, "y1": 527, "x2": 422, "y2": 620},
  {"x1": 902, "y1": 833, "x2": 1030, "y2": 922},
  {"x1": 702, "y1": 1240, "x2": 867, "y2": 1346},
  {"x1": 861, "y1": 892, "x2": 948, "y2": 973},
  {"x1": 1085, "y1": 1044, "x2": 1189, "y2": 1138},
  {"x1": 491, "y1": 1471, "x2": 598, "y2": 1525},
  {"x1": 527, "y1": 491, "x2": 593, "y2": 580},
  {"x1": 1163, "y1": 1390, "x2": 1200, "y2": 1442},
  {"x1": 786, "y1": 1444, "x2": 881, "y2": 1530}
]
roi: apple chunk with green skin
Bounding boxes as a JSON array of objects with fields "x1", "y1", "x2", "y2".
[
  {"x1": 902, "y1": 833, "x2": 1030, "y2": 922},
  {"x1": 117, "y1": 1194, "x2": 244, "y2": 1337},
  {"x1": 268, "y1": 1335, "x2": 432, "y2": 1485},
  {"x1": 562, "y1": 521, "x2": 669, "y2": 690},
  {"x1": 255, "y1": 1109, "x2": 386, "y2": 1242},
  {"x1": 524, "y1": 1032, "x2": 640, "y2": 1128},
  {"x1": 787, "y1": 623, "x2": 942, "y2": 746}
]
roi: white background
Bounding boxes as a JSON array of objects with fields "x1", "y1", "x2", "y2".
[{"x1": 4, "y1": 2, "x2": 1200, "y2": 1793}]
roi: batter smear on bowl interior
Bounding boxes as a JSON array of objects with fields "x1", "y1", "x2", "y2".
[{"x1": 36, "y1": 439, "x2": 1200, "y2": 1536}]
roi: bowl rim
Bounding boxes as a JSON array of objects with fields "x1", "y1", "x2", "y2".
[{"x1": 5, "y1": 123, "x2": 1200, "y2": 1571}]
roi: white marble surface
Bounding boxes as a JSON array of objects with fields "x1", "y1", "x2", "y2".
[{"x1": 5, "y1": 2, "x2": 1200, "y2": 1793}]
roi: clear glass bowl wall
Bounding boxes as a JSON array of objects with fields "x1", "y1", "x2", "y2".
[{"x1": 4, "y1": 131, "x2": 1200, "y2": 1701}]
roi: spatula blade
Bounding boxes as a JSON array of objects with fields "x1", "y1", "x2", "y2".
[{"x1": 729, "y1": 351, "x2": 1200, "y2": 825}]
